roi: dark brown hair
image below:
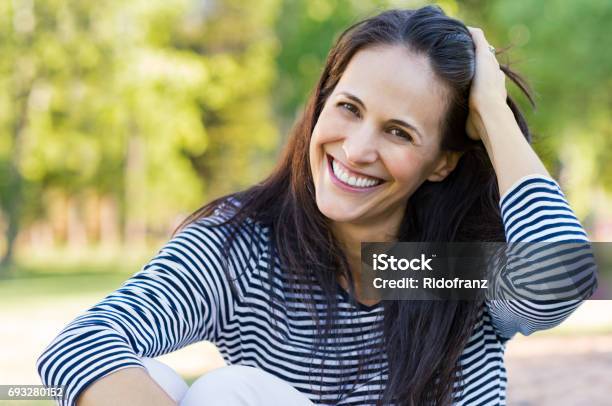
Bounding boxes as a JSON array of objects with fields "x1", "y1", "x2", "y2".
[{"x1": 176, "y1": 5, "x2": 534, "y2": 405}]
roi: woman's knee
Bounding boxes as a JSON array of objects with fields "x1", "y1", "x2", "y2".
[
  {"x1": 181, "y1": 365, "x2": 313, "y2": 406},
  {"x1": 140, "y1": 357, "x2": 189, "y2": 403}
]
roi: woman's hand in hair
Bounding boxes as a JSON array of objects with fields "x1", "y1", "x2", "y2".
[
  {"x1": 465, "y1": 26, "x2": 508, "y2": 142},
  {"x1": 463, "y1": 27, "x2": 551, "y2": 195}
]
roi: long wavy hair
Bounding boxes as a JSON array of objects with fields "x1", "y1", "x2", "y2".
[{"x1": 176, "y1": 5, "x2": 534, "y2": 405}]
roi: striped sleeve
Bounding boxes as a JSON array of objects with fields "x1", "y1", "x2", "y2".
[
  {"x1": 36, "y1": 216, "x2": 243, "y2": 406},
  {"x1": 486, "y1": 174, "x2": 598, "y2": 339}
]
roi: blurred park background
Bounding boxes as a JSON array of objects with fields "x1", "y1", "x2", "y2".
[{"x1": 0, "y1": 0, "x2": 611, "y2": 405}]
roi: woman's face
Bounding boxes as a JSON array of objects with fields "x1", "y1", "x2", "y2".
[{"x1": 309, "y1": 45, "x2": 459, "y2": 228}]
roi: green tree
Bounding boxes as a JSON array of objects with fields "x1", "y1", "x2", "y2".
[{"x1": 0, "y1": 0, "x2": 281, "y2": 274}]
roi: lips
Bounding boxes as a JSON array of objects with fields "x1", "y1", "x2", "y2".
[{"x1": 326, "y1": 154, "x2": 385, "y2": 191}]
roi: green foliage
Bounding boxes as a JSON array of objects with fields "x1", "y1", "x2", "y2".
[{"x1": 0, "y1": 0, "x2": 280, "y2": 260}]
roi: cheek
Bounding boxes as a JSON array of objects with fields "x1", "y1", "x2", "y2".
[
  {"x1": 309, "y1": 124, "x2": 324, "y2": 168},
  {"x1": 384, "y1": 149, "x2": 434, "y2": 183},
  {"x1": 309, "y1": 118, "x2": 332, "y2": 173},
  {"x1": 312, "y1": 108, "x2": 346, "y2": 146}
]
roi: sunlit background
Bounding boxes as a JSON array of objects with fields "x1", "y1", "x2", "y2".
[{"x1": 1, "y1": 0, "x2": 611, "y2": 405}]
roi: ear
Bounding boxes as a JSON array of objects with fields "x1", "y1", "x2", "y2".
[{"x1": 426, "y1": 150, "x2": 464, "y2": 182}]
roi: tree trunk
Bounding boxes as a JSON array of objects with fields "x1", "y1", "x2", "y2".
[
  {"x1": 0, "y1": 84, "x2": 31, "y2": 276},
  {"x1": 123, "y1": 128, "x2": 148, "y2": 249}
]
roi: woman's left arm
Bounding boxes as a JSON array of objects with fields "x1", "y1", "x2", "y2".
[{"x1": 466, "y1": 27, "x2": 598, "y2": 339}]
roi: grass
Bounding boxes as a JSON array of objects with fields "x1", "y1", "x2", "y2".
[
  {"x1": 0, "y1": 250, "x2": 153, "y2": 308},
  {"x1": 1, "y1": 271, "x2": 130, "y2": 301},
  {"x1": 0, "y1": 268, "x2": 139, "y2": 311}
]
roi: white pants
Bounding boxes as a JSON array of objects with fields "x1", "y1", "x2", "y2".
[{"x1": 141, "y1": 357, "x2": 315, "y2": 406}]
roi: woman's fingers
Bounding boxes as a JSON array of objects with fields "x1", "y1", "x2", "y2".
[
  {"x1": 467, "y1": 26, "x2": 488, "y2": 48},
  {"x1": 467, "y1": 26, "x2": 499, "y2": 64},
  {"x1": 465, "y1": 26, "x2": 508, "y2": 139}
]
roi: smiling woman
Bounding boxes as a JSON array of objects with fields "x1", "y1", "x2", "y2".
[{"x1": 37, "y1": 4, "x2": 597, "y2": 406}]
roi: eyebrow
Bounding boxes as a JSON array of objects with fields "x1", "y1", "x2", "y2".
[{"x1": 337, "y1": 91, "x2": 425, "y2": 142}]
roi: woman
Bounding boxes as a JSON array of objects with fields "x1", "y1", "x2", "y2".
[{"x1": 37, "y1": 5, "x2": 597, "y2": 406}]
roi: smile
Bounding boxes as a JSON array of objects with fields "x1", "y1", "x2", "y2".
[{"x1": 327, "y1": 154, "x2": 385, "y2": 191}]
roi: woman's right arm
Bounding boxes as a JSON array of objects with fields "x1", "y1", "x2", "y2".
[{"x1": 36, "y1": 216, "x2": 244, "y2": 406}]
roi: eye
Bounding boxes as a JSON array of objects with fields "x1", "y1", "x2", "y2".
[
  {"x1": 337, "y1": 102, "x2": 361, "y2": 118},
  {"x1": 388, "y1": 127, "x2": 413, "y2": 143}
]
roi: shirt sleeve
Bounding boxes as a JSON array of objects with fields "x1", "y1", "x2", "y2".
[
  {"x1": 486, "y1": 174, "x2": 598, "y2": 340},
  {"x1": 35, "y1": 215, "x2": 245, "y2": 406}
]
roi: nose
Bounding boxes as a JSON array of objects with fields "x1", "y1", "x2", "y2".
[{"x1": 342, "y1": 124, "x2": 378, "y2": 165}]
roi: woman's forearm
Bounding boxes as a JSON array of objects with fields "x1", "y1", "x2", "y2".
[
  {"x1": 76, "y1": 367, "x2": 177, "y2": 406},
  {"x1": 475, "y1": 103, "x2": 551, "y2": 196}
]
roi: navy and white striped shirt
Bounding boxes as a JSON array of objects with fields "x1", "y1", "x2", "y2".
[{"x1": 36, "y1": 174, "x2": 597, "y2": 405}]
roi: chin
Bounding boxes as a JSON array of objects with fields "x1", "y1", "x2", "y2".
[{"x1": 315, "y1": 193, "x2": 362, "y2": 223}]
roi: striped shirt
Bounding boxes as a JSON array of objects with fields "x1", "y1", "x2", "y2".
[{"x1": 36, "y1": 174, "x2": 597, "y2": 405}]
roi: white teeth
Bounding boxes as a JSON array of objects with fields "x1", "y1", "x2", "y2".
[{"x1": 331, "y1": 157, "x2": 380, "y2": 188}]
